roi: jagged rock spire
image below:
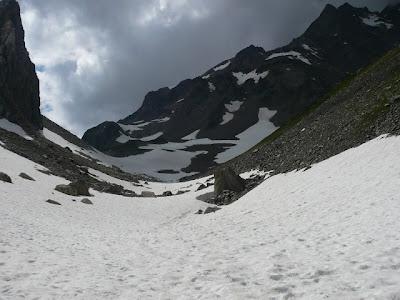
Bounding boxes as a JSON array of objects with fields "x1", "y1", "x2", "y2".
[{"x1": 0, "y1": 0, "x2": 42, "y2": 130}]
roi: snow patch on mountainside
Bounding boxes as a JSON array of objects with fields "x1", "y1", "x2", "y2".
[
  {"x1": 267, "y1": 51, "x2": 312, "y2": 65},
  {"x1": 140, "y1": 132, "x2": 163, "y2": 142},
  {"x1": 118, "y1": 118, "x2": 170, "y2": 135},
  {"x1": 216, "y1": 107, "x2": 277, "y2": 162},
  {"x1": 116, "y1": 131, "x2": 164, "y2": 144},
  {"x1": 153, "y1": 117, "x2": 170, "y2": 123},
  {"x1": 182, "y1": 129, "x2": 200, "y2": 140},
  {"x1": 232, "y1": 70, "x2": 269, "y2": 85},
  {"x1": 220, "y1": 101, "x2": 243, "y2": 125},
  {"x1": 116, "y1": 132, "x2": 132, "y2": 143},
  {"x1": 118, "y1": 122, "x2": 149, "y2": 133},
  {"x1": 302, "y1": 44, "x2": 319, "y2": 57},
  {"x1": 2, "y1": 135, "x2": 400, "y2": 298},
  {"x1": 361, "y1": 14, "x2": 393, "y2": 29},
  {"x1": 208, "y1": 82, "x2": 216, "y2": 92},
  {"x1": 0, "y1": 119, "x2": 33, "y2": 140},
  {"x1": 213, "y1": 60, "x2": 231, "y2": 71}
]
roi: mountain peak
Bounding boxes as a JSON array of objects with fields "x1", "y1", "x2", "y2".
[
  {"x1": 235, "y1": 44, "x2": 264, "y2": 57},
  {"x1": 320, "y1": 3, "x2": 337, "y2": 15},
  {"x1": 338, "y1": 2, "x2": 355, "y2": 10}
]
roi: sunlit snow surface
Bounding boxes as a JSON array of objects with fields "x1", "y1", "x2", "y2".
[{"x1": 1, "y1": 135, "x2": 400, "y2": 298}]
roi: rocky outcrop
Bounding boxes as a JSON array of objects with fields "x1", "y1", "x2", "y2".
[
  {"x1": 83, "y1": 3, "x2": 400, "y2": 179},
  {"x1": 0, "y1": 171, "x2": 11, "y2": 183},
  {"x1": 141, "y1": 191, "x2": 156, "y2": 197},
  {"x1": 214, "y1": 167, "x2": 245, "y2": 196},
  {"x1": 55, "y1": 180, "x2": 91, "y2": 197},
  {"x1": 0, "y1": 0, "x2": 42, "y2": 130},
  {"x1": 19, "y1": 172, "x2": 34, "y2": 181}
]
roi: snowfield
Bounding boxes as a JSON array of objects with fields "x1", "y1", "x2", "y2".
[{"x1": 1, "y1": 135, "x2": 400, "y2": 299}]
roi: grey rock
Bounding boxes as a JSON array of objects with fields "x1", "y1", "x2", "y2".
[
  {"x1": 19, "y1": 172, "x2": 35, "y2": 181},
  {"x1": 101, "y1": 184, "x2": 124, "y2": 195},
  {"x1": 204, "y1": 207, "x2": 221, "y2": 214},
  {"x1": 81, "y1": 198, "x2": 93, "y2": 205},
  {"x1": 214, "y1": 167, "x2": 245, "y2": 196},
  {"x1": 0, "y1": 171, "x2": 11, "y2": 183},
  {"x1": 196, "y1": 184, "x2": 206, "y2": 191},
  {"x1": 162, "y1": 191, "x2": 173, "y2": 197},
  {"x1": 214, "y1": 190, "x2": 237, "y2": 206},
  {"x1": 46, "y1": 199, "x2": 61, "y2": 205},
  {"x1": 141, "y1": 191, "x2": 156, "y2": 197},
  {"x1": 55, "y1": 180, "x2": 91, "y2": 196}
]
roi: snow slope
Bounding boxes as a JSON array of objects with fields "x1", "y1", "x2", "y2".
[
  {"x1": 0, "y1": 119, "x2": 33, "y2": 140},
  {"x1": 1, "y1": 135, "x2": 400, "y2": 299}
]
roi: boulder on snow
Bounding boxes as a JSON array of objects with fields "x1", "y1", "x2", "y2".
[
  {"x1": 81, "y1": 198, "x2": 93, "y2": 205},
  {"x1": 214, "y1": 167, "x2": 245, "y2": 196},
  {"x1": 141, "y1": 191, "x2": 156, "y2": 197},
  {"x1": 102, "y1": 184, "x2": 124, "y2": 195},
  {"x1": 46, "y1": 199, "x2": 61, "y2": 205},
  {"x1": 162, "y1": 191, "x2": 173, "y2": 197},
  {"x1": 204, "y1": 207, "x2": 221, "y2": 214},
  {"x1": 0, "y1": 172, "x2": 12, "y2": 183},
  {"x1": 19, "y1": 172, "x2": 35, "y2": 181},
  {"x1": 55, "y1": 180, "x2": 91, "y2": 196},
  {"x1": 196, "y1": 184, "x2": 207, "y2": 191}
]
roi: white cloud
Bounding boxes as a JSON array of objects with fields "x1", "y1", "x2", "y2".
[
  {"x1": 137, "y1": 0, "x2": 209, "y2": 27},
  {"x1": 21, "y1": 2, "x2": 109, "y2": 133}
]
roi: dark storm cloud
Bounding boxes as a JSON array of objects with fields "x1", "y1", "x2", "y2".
[{"x1": 19, "y1": 0, "x2": 396, "y2": 135}]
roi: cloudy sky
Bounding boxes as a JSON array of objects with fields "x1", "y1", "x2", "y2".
[{"x1": 19, "y1": 0, "x2": 395, "y2": 136}]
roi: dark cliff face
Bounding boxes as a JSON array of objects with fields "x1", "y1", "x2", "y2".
[
  {"x1": 83, "y1": 3, "x2": 400, "y2": 179},
  {"x1": 0, "y1": 0, "x2": 42, "y2": 130}
]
